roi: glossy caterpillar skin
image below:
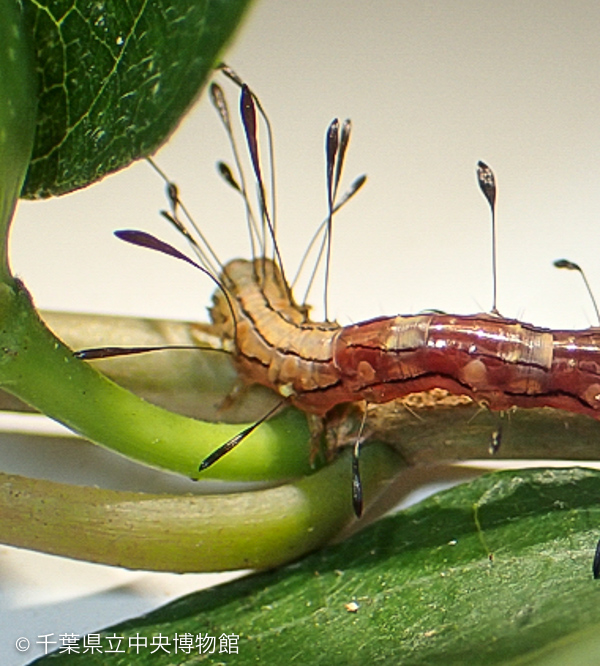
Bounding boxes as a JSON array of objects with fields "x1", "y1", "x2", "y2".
[{"x1": 211, "y1": 257, "x2": 600, "y2": 420}]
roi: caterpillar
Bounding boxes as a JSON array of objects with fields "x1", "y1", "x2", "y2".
[
  {"x1": 81, "y1": 67, "x2": 600, "y2": 516},
  {"x1": 210, "y1": 257, "x2": 600, "y2": 422}
]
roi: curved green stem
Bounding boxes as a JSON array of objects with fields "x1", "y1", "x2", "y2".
[
  {"x1": 0, "y1": 279, "x2": 313, "y2": 481},
  {"x1": 0, "y1": 444, "x2": 403, "y2": 572}
]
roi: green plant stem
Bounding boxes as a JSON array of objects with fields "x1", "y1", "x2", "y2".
[
  {"x1": 0, "y1": 444, "x2": 403, "y2": 572},
  {"x1": 0, "y1": 279, "x2": 313, "y2": 482},
  {"x1": 0, "y1": 0, "x2": 36, "y2": 280}
]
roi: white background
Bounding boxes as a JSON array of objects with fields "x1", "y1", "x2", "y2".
[{"x1": 4, "y1": 2, "x2": 600, "y2": 663}]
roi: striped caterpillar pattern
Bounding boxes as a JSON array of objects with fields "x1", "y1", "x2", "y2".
[{"x1": 212, "y1": 258, "x2": 600, "y2": 421}]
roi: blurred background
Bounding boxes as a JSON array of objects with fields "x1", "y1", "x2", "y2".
[{"x1": 4, "y1": 2, "x2": 600, "y2": 663}]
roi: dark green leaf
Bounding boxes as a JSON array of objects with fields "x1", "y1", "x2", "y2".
[
  {"x1": 22, "y1": 0, "x2": 253, "y2": 198},
  {"x1": 33, "y1": 466, "x2": 600, "y2": 665}
]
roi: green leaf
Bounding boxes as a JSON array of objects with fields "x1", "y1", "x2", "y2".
[
  {"x1": 22, "y1": 0, "x2": 253, "y2": 198},
  {"x1": 33, "y1": 467, "x2": 600, "y2": 664}
]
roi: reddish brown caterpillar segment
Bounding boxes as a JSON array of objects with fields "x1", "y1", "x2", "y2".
[{"x1": 212, "y1": 257, "x2": 600, "y2": 421}]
